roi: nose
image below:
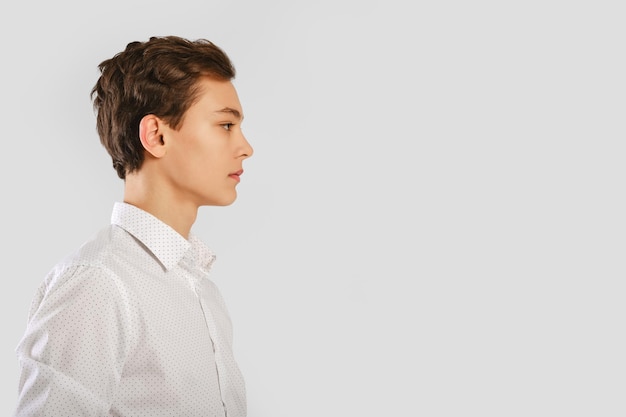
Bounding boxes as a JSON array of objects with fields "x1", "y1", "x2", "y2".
[{"x1": 240, "y1": 133, "x2": 254, "y2": 159}]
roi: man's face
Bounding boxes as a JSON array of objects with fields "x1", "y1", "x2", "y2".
[{"x1": 160, "y1": 77, "x2": 253, "y2": 207}]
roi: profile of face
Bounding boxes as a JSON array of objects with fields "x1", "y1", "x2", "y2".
[{"x1": 150, "y1": 77, "x2": 254, "y2": 207}]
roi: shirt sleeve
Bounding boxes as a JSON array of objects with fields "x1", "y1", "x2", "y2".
[{"x1": 14, "y1": 264, "x2": 137, "y2": 416}]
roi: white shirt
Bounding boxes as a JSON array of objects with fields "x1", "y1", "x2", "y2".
[{"x1": 14, "y1": 202, "x2": 246, "y2": 417}]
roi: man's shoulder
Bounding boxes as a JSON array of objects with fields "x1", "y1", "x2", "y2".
[
  {"x1": 38, "y1": 223, "x2": 150, "y2": 298},
  {"x1": 61, "y1": 225, "x2": 124, "y2": 265},
  {"x1": 41, "y1": 225, "x2": 110, "y2": 275}
]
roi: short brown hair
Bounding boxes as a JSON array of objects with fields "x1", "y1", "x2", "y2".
[{"x1": 91, "y1": 36, "x2": 236, "y2": 179}]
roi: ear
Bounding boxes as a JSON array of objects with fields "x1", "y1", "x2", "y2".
[{"x1": 139, "y1": 114, "x2": 167, "y2": 158}]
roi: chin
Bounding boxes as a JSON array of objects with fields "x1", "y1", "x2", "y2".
[{"x1": 203, "y1": 193, "x2": 237, "y2": 207}]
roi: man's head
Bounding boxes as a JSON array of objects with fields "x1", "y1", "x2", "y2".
[{"x1": 91, "y1": 36, "x2": 237, "y2": 180}]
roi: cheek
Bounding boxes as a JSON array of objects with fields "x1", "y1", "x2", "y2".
[{"x1": 190, "y1": 147, "x2": 223, "y2": 177}]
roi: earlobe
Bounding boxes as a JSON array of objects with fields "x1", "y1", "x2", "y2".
[{"x1": 139, "y1": 115, "x2": 167, "y2": 158}]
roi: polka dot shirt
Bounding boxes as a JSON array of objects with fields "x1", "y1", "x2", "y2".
[{"x1": 14, "y1": 202, "x2": 246, "y2": 416}]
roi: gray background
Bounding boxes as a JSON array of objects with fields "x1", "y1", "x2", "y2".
[{"x1": 1, "y1": 0, "x2": 623, "y2": 415}]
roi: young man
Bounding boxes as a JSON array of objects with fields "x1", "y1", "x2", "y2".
[{"x1": 14, "y1": 36, "x2": 253, "y2": 417}]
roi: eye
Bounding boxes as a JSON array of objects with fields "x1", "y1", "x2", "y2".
[{"x1": 222, "y1": 123, "x2": 234, "y2": 131}]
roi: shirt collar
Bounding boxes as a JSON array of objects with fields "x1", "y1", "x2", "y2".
[{"x1": 110, "y1": 202, "x2": 216, "y2": 272}]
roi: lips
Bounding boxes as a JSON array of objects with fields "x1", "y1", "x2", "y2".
[{"x1": 229, "y1": 169, "x2": 243, "y2": 181}]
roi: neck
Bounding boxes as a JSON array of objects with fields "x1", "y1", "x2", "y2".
[{"x1": 123, "y1": 172, "x2": 198, "y2": 240}]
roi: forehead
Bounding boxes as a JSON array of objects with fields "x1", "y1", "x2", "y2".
[{"x1": 192, "y1": 77, "x2": 242, "y2": 113}]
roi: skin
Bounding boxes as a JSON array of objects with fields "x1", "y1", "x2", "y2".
[{"x1": 124, "y1": 76, "x2": 254, "y2": 239}]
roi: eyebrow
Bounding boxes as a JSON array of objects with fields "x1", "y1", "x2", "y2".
[{"x1": 214, "y1": 107, "x2": 243, "y2": 120}]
